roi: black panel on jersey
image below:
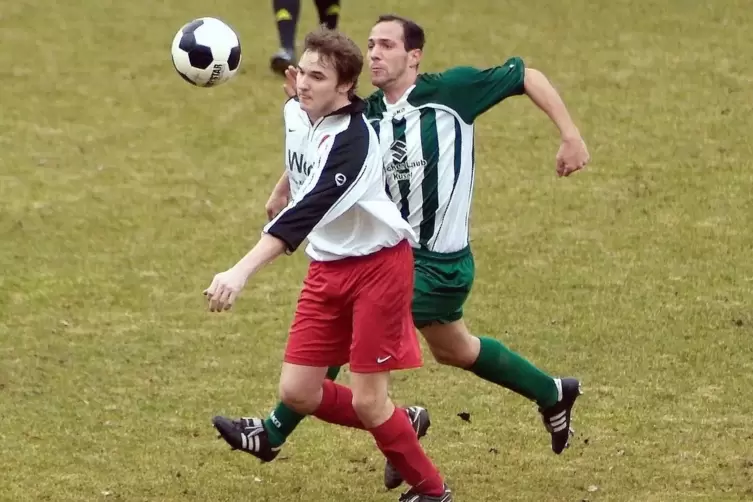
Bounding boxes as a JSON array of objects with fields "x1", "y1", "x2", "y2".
[{"x1": 266, "y1": 115, "x2": 370, "y2": 253}]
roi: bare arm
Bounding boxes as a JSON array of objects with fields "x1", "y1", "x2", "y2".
[
  {"x1": 266, "y1": 170, "x2": 291, "y2": 220},
  {"x1": 272, "y1": 170, "x2": 291, "y2": 197},
  {"x1": 203, "y1": 233, "x2": 288, "y2": 312},
  {"x1": 523, "y1": 68, "x2": 589, "y2": 176},
  {"x1": 523, "y1": 68, "x2": 580, "y2": 140},
  {"x1": 232, "y1": 233, "x2": 288, "y2": 277}
]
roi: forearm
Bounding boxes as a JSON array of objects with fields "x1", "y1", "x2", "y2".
[
  {"x1": 523, "y1": 68, "x2": 580, "y2": 140},
  {"x1": 272, "y1": 170, "x2": 291, "y2": 197},
  {"x1": 232, "y1": 233, "x2": 288, "y2": 278}
]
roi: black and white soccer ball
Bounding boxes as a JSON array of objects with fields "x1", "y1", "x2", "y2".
[{"x1": 171, "y1": 17, "x2": 242, "y2": 87}]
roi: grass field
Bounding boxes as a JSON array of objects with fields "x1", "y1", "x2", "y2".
[{"x1": 2, "y1": 0, "x2": 753, "y2": 500}]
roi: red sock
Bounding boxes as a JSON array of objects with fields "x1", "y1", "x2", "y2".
[
  {"x1": 312, "y1": 380, "x2": 365, "y2": 429},
  {"x1": 369, "y1": 409, "x2": 444, "y2": 496}
]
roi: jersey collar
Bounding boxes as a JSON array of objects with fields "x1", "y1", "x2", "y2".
[
  {"x1": 382, "y1": 85, "x2": 416, "y2": 108},
  {"x1": 310, "y1": 97, "x2": 366, "y2": 127}
]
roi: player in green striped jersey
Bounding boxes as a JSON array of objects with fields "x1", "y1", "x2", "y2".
[
  {"x1": 362, "y1": 16, "x2": 588, "y2": 488},
  {"x1": 227, "y1": 14, "x2": 591, "y2": 495}
]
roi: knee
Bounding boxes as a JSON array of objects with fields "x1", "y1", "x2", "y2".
[
  {"x1": 424, "y1": 326, "x2": 480, "y2": 368},
  {"x1": 351, "y1": 384, "x2": 391, "y2": 427},
  {"x1": 279, "y1": 380, "x2": 319, "y2": 415},
  {"x1": 429, "y1": 343, "x2": 462, "y2": 366},
  {"x1": 351, "y1": 390, "x2": 380, "y2": 419}
]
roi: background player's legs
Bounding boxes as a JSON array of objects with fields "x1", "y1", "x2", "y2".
[
  {"x1": 419, "y1": 320, "x2": 559, "y2": 407},
  {"x1": 413, "y1": 250, "x2": 559, "y2": 407},
  {"x1": 314, "y1": 0, "x2": 341, "y2": 29},
  {"x1": 418, "y1": 319, "x2": 581, "y2": 456},
  {"x1": 270, "y1": 0, "x2": 300, "y2": 75},
  {"x1": 409, "y1": 250, "x2": 581, "y2": 458}
]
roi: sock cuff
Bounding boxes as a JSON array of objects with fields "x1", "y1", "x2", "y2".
[
  {"x1": 368, "y1": 407, "x2": 408, "y2": 438},
  {"x1": 316, "y1": 379, "x2": 337, "y2": 412},
  {"x1": 471, "y1": 335, "x2": 500, "y2": 368}
]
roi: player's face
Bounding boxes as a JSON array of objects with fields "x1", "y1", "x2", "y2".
[
  {"x1": 367, "y1": 21, "x2": 421, "y2": 88},
  {"x1": 296, "y1": 50, "x2": 351, "y2": 120}
]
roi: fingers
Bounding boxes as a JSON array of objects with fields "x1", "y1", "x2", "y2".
[
  {"x1": 207, "y1": 286, "x2": 231, "y2": 312},
  {"x1": 556, "y1": 156, "x2": 567, "y2": 177},
  {"x1": 561, "y1": 160, "x2": 588, "y2": 177},
  {"x1": 556, "y1": 151, "x2": 589, "y2": 177},
  {"x1": 204, "y1": 276, "x2": 236, "y2": 312},
  {"x1": 203, "y1": 276, "x2": 218, "y2": 297},
  {"x1": 225, "y1": 290, "x2": 238, "y2": 310},
  {"x1": 283, "y1": 66, "x2": 298, "y2": 98},
  {"x1": 214, "y1": 287, "x2": 232, "y2": 312}
]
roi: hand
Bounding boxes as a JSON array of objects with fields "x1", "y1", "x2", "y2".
[
  {"x1": 203, "y1": 267, "x2": 249, "y2": 312},
  {"x1": 283, "y1": 66, "x2": 298, "y2": 98},
  {"x1": 556, "y1": 136, "x2": 590, "y2": 177},
  {"x1": 265, "y1": 192, "x2": 289, "y2": 221}
]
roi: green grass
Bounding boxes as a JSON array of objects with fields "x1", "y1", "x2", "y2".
[{"x1": 2, "y1": 0, "x2": 753, "y2": 500}]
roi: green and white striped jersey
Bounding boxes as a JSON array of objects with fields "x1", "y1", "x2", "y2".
[{"x1": 364, "y1": 57, "x2": 526, "y2": 254}]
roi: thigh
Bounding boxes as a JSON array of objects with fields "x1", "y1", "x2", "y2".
[
  {"x1": 412, "y1": 250, "x2": 475, "y2": 329},
  {"x1": 284, "y1": 263, "x2": 352, "y2": 368},
  {"x1": 350, "y1": 241, "x2": 422, "y2": 373}
]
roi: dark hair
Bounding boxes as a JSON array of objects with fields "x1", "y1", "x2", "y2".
[
  {"x1": 375, "y1": 14, "x2": 425, "y2": 51},
  {"x1": 303, "y1": 27, "x2": 363, "y2": 97}
]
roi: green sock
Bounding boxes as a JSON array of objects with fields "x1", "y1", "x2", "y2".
[
  {"x1": 263, "y1": 365, "x2": 342, "y2": 447},
  {"x1": 264, "y1": 402, "x2": 304, "y2": 447},
  {"x1": 325, "y1": 365, "x2": 341, "y2": 381},
  {"x1": 469, "y1": 336, "x2": 559, "y2": 408}
]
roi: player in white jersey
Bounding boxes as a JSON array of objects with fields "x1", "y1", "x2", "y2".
[
  {"x1": 247, "y1": 14, "x2": 591, "y2": 493},
  {"x1": 206, "y1": 28, "x2": 453, "y2": 501}
]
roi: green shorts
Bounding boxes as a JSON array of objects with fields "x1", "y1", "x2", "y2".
[{"x1": 412, "y1": 246, "x2": 475, "y2": 328}]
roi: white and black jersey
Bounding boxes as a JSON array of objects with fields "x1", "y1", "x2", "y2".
[{"x1": 263, "y1": 98, "x2": 416, "y2": 262}]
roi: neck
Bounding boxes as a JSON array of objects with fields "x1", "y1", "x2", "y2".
[
  {"x1": 382, "y1": 72, "x2": 418, "y2": 104},
  {"x1": 308, "y1": 95, "x2": 352, "y2": 123}
]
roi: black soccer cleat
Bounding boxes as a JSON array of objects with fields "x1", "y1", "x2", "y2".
[
  {"x1": 539, "y1": 377, "x2": 582, "y2": 454},
  {"x1": 270, "y1": 48, "x2": 294, "y2": 76},
  {"x1": 212, "y1": 415, "x2": 281, "y2": 462},
  {"x1": 384, "y1": 406, "x2": 432, "y2": 490},
  {"x1": 399, "y1": 483, "x2": 453, "y2": 502}
]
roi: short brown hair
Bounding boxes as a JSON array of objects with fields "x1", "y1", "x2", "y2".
[
  {"x1": 376, "y1": 14, "x2": 425, "y2": 51},
  {"x1": 303, "y1": 28, "x2": 363, "y2": 97}
]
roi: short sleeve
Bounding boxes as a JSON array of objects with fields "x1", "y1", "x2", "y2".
[{"x1": 419, "y1": 57, "x2": 526, "y2": 124}]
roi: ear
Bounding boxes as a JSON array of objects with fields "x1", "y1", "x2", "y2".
[
  {"x1": 337, "y1": 80, "x2": 354, "y2": 96},
  {"x1": 408, "y1": 48, "x2": 423, "y2": 69}
]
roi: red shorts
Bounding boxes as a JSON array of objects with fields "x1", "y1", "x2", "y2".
[{"x1": 284, "y1": 239, "x2": 421, "y2": 373}]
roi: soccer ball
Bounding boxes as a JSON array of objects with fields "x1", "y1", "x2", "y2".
[{"x1": 171, "y1": 17, "x2": 242, "y2": 87}]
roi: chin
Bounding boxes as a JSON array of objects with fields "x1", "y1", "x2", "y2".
[
  {"x1": 300, "y1": 102, "x2": 322, "y2": 118},
  {"x1": 370, "y1": 75, "x2": 387, "y2": 87}
]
